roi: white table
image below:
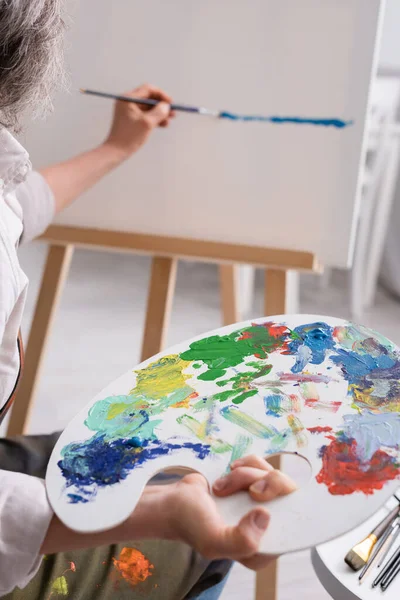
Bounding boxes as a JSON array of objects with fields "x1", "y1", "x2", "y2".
[{"x1": 312, "y1": 493, "x2": 400, "y2": 599}]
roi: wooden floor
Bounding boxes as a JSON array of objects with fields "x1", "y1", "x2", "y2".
[{"x1": 13, "y1": 242, "x2": 400, "y2": 599}]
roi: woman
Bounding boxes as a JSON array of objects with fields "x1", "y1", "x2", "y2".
[{"x1": 0, "y1": 1, "x2": 295, "y2": 598}]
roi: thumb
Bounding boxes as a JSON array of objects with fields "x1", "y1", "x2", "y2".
[
  {"x1": 215, "y1": 509, "x2": 270, "y2": 560},
  {"x1": 146, "y1": 101, "x2": 170, "y2": 127}
]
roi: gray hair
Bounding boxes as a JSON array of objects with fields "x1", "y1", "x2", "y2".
[{"x1": 0, "y1": 0, "x2": 65, "y2": 129}]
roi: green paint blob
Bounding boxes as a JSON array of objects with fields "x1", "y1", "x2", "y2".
[
  {"x1": 180, "y1": 325, "x2": 285, "y2": 381},
  {"x1": 198, "y1": 369, "x2": 226, "y2": 381},
  {"x1": 231, "y1": 390, "x2": 259, "y2": 404}
]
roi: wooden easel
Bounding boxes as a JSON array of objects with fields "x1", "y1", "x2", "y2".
[{"x1": 7, "y1": 224, "x2": 320, "y2": 600}]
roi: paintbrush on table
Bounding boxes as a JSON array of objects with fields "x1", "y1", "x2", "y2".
[
  {"x1": 372, "y1": 545, "x2": 400, "y2": 589},
  {"x1": 381, "y1": 554, "x2": 400, "y2": 591},
  {"x1": 377, "y1": 517, "x2": 400, "y2": 568},
  {"x1": 344, "y1": 504, "x2": 400, "y2": 571},
  {"x1": 358, "y1": 517, "x2": 400, "y2": 583}
]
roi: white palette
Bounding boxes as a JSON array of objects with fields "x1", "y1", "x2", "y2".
[{"x1": 46, "y1": 315, "x2": 400, "y2": 555}]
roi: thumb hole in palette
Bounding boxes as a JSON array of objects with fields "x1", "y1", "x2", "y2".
[{"x1": 266, "y1": 452, "x2": 312, "y2": 490}]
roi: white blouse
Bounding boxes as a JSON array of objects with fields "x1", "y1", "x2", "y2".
[{"x1": 0, "y1": 128, "x2": 55, "y2": 595}]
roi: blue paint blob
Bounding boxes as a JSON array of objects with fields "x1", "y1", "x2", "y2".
[
  {"x1": 289, "y1": 322, "x2": 335, "y2": 373},
  {"x1": 219, "y1": 112, "x2": 352, "y2": 129},
  {"x1": 342, "y1": 411, "x2": 400, "y2": 462},
  {"x1": 331, "y1": 348, "x2": 397, "y2": 384},
  {"x1": 59, "y1": 435, "x2": 211, "y2": 503},
  {"x1": 67, "y1": 493, "x2": 88, "y2": 504}
]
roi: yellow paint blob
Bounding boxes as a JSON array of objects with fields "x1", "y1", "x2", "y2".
[{"x1": 132, "y1": 355, "x2": 191, "y2": 399}]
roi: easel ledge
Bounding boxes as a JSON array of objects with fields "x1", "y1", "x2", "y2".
[
  {"x1": 8, "y1": 223, "x2": 321, "y2": 438},
  {"x1": 41, "y1": 225, "x2": 321, "y2": 271}
]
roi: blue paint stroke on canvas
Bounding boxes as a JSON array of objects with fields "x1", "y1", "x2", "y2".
[{"x1": 219, "y1": 112, "x2": 353, "y2": 129}]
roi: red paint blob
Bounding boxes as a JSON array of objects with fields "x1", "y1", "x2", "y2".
[
  {"x1": 307, "y1": 426, "x2": 332, "y2": 434},
  {"x1": 258, "y1": 322, "x2": 290, "y2": 339},
  {"x1": 316, "y1": 438, "x2": 400, "y2": 495},
  {"x1": 305, "y1": 398, "x2": 341, "y2": 412}
]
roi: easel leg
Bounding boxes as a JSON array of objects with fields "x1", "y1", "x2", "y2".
[
  {"x1": 7, "y1": 244, "x2": 74, "y2": 436},
  {"x1": 219, "y1": 264, "x2": 240, "y2": 326},
  {"x1": 255, "y1": 439, "x2": 282, "y2": 599},
  {"x1": 264, "y1": 269, "x2": 288, "y2": 315},
  {"x1": 140, "y1": 257, "x2": 178, "y2": 362},
  {"x1": 256, "y1": 557, "x2": 279, "y2": 600}
]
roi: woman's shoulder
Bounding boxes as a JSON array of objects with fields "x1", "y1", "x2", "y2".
[{"x1": 0, "y1": 192, "x2": 28, "y2": 320}]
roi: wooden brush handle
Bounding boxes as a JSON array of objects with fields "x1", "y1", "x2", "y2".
[{"x1": 372, "y1": 505, "x2": 400, "y2": 539}]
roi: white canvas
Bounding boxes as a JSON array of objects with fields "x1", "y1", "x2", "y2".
[{"x1": 20, "y1": 0, "x2": 384, "y2": 268}]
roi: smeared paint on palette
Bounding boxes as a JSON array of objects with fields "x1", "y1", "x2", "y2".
[
  {"x1": 219, "y1": 112, "x2": 353, "y2": 128},
  {"x1": 47, "y1": 315, "x2": 400, "y2": 554}
]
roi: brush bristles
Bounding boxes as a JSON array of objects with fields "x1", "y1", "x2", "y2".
[{"x1": 345, "y1": 549, "x2": 367, "y2": 571}]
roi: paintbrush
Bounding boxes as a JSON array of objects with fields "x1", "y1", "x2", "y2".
[
  {"x1": 358, "y1": 523, "x2": 394, "y2": 582},
  {"x1": 381, "y1": 555, "x2": 400, "y2": 591},
  {"x1": 79, "y1": 89, "x2": 351, "y2": 128},
  {"x1": 358, "y1": 517, "x2": 400, "y2": 583},
  {"x1": 377, "y1": 518, "x2": 400, "y2": 568},
  {"x1": 372, "y1": 545, "x2": 400, "y2": 588},
  {"x1": 344, "y1": 504, "x2": 400, "y2": 571},
  {"x1": 80, "y1": 89, "x2": 220, "y2": 117}
]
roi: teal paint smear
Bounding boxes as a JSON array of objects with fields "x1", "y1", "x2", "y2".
[
  {"x1": 85, "y1": 400, "x2": 149, "y2": 439},
  {"x1": 219, "y1": 112, "x2": 352, "y2": 129},
  {"x1": 148, "y1": 385, "x2": 195, "y2": 415},
  {"x1": 228, "y1": 435, "x2": 253, "y2": 469},
  {"x1": 267, "y1": 428, "x2": 292, "y2": 454},
  {"x1": 177, "y1": 414, "x2": 231, "y2": 454},
  {"x1": 264, "y1": 393, "x2": 287, "y2": 417},
  {"x1": 135, "y1": 419, "x2": 162, "y2": 441},
  {"x1": 221, "y1": 406, "x2": 278, "y2": 439},
  {"x1": 193, "y1": 396, "x2": 215, "y2": 412}
]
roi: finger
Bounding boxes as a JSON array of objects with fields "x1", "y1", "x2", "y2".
[
  {"x1": 177, "y1": 473, "x2": 270, "y2": 562},
  {"x1": 159, "y1": 118, "x2": 170, "y2": 128},
  {"x1": 213, "y1": 466, "x2": 269, "y2": 497},
  {"x1": 130, "y1": 84, "x2": 172, "y2": 103},
  {"x1": 144, "y1": 102, "x2": 171, "y2": 128},
  {"x1": 231, "y1": 455, "x2": 274, "y2": 472},
  {"x1": 249, "y1": 469, "x2": 297, "y2": 502},
  {"x1": 201, "y1": 508, "x2": 270, "y2": 561}
]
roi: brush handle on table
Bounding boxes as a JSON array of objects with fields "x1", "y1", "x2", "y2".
[
  {"x1": 372, "y1": 505, "x2": 400, "y2": 539},
  {"x1": 372, "y1": 545, "x2": 400, "y2": 587},
  {"x1": 382, "y1": 559, "x2": 400, "y2": 590},
  {"x1": 377, "y1": 523, "x2": 400, "y2": 567}
]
